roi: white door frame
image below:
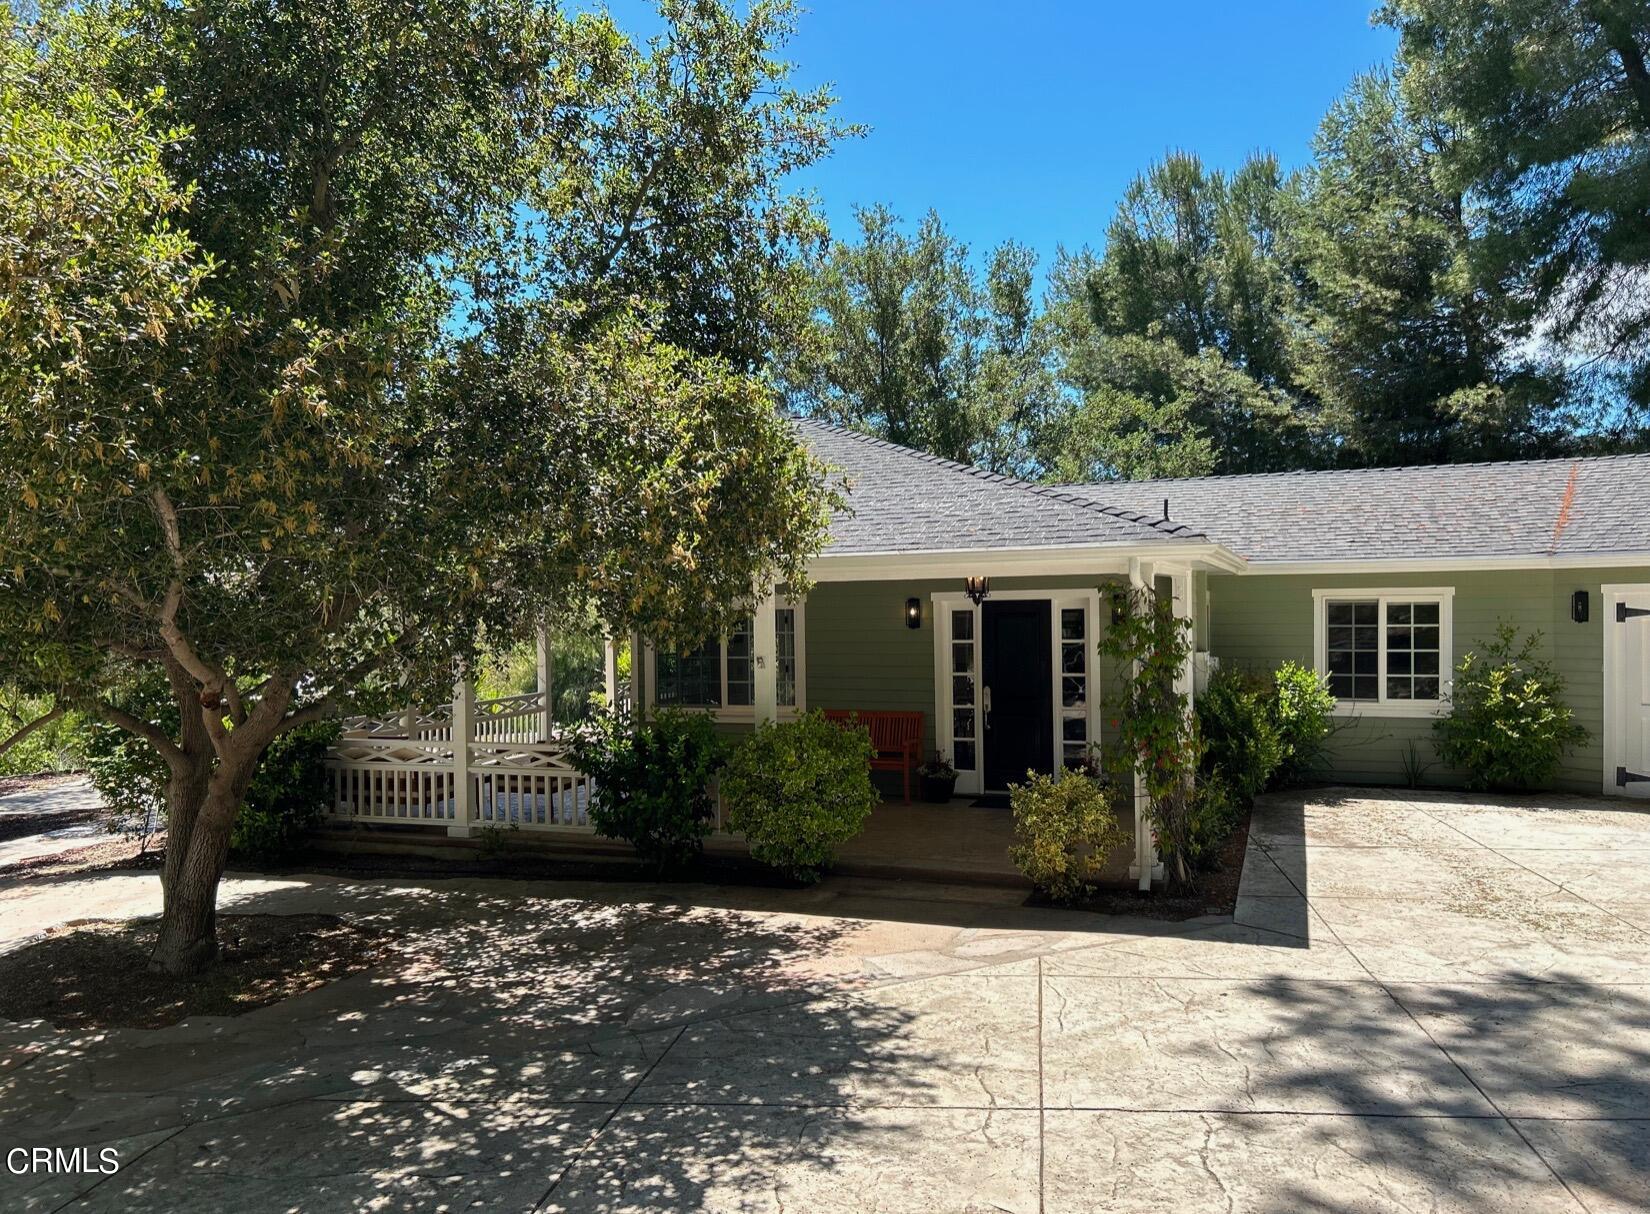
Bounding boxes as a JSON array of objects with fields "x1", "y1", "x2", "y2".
[
  {"x1": 1603, "y1": 583, "x2": 1650, "y2": 797},
  {"x1": 931, "y1": 588, "x2": 1102, "y2": 796}
]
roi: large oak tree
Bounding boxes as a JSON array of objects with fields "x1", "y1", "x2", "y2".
[{"x1": 0, "y1": 0, "x2": 843, "y2": 972}]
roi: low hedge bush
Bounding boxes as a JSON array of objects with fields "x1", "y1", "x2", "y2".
[
  {"x1": 1197, "y1": 667, "x2": 1282, "y2": 804},
  {"x1": 572, "y1": 707, "x2": 726, "y2": 874},
  {"x1": 1434, "y1": 624, "x2": 1587, "y2": 791},
  {"x1": 720, "y1": 712, "x2": 876, "y2": 882},
  {"x1": 1269, "y1": 660, "x2": 1336, "y2": 788},
  {"x1": 232, "y1": 722, "x2": 338, "y2": 864},
  {"x1": 1008, "y1": 768, "x2": 1129, "y2": 902}
]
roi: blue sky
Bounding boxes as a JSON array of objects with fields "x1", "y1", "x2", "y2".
[{"x1": 615, "y1": 1, "x2": 1397, "y2": 274}]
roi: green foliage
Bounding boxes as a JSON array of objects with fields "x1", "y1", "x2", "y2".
[
  {"x1": 1269, "y1": 661, "x2": 1337, "y2": 788},
  {"x1": 782, "y1": 205, "x2": 1058, "y2": 476},
  {"x1": 572, "y1": 707, "x2": 726, "y2": 874},
  {"x1": 0, "y1": 0, "x2": 845, "y2": 967},
  {"x1": 232, "y1": 722, "x2": 337, "y2": 864},
  {"x1": 1434, "y1": 624, "x2": 1588, "y2": 791},
  {"x1": 720, "y1": 711, "x2": 876, "y2": 882},
  {"x1": 1097, "y1": 585, "x2": 1204, "y2": 885},
  {"x1": 1197, "y1": 667, "x2": 1283, "y2": 805},
  {"x1": 0, "y1": 691, "x2": 83, "y2": 775},
  {"x1": 1008, "y1": 768, "x2": 1129, "y2": 902},
  {"x1": 1043, "y1": 152, "x2": 1313, "y2": 479},
  {"x1": 1380, "y1": 0, "x2": 1650, "y2": 425},
  {"x1": 1291, "y1": 71, "x2": 1573, "y2": 465}
]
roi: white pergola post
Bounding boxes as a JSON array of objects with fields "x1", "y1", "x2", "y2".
[
  {"x1": 1171, "y1": 568, "x2": 1196, "y2": 716},
  {"x1": 535, "y1": 622, "x2": 554, "y2": 740},
  {"x1": 753, "y1": 590, "x2": 778, "y2": 726},
  {"x1": 448, "y1": 672, "x2": 476, "y2": 837},
  {"x1": 1128, "y1": 558, "x2": 1162, "y2": 890}
]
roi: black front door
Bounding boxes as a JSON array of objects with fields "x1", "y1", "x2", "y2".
[{"x1": 982, "y1": 600, "x2": 1053, "y2": 792}]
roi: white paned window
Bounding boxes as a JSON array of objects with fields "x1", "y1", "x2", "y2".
[
  {"x1": 950, "y1": 607, "x2": 977, "y2": 772},
  {"x1": 652, "y1": 602, "x2": 803, "y2": 716},
  {"x1": 1313, "y1": 589, "x2": 1453, "y2": 717},
  {"x1": 1059, "y1": 606, "x2": 1089, "y2": 768}
]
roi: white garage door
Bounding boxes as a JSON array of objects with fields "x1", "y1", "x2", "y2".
[{"x1": 1608, "y1": 586, "x2": 1650, "y2": 799}]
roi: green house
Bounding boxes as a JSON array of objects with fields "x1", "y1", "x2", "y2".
[{"x1": 632, "y1": 420, "x2": 1650, "y2": 808}]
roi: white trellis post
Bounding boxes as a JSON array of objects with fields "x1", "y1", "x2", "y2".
[
  {"x1": 1171, "y1": 569, "x2": 1196, "y2": 717},
  {"x1": 535, "y1": 622, "x2": 554, "y2": 740},
  {"x1": 753, "y1": 590, "x2": 778, "y2": 726},
  {"x1": 1127, "y1": 558, "x2": 1164, "y2": 890},
  {"x1": 448, "y1": 673, "x2": 476, "y2": 837}
]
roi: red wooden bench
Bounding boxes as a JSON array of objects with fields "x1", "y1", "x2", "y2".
[{"x1": 822, "y1": 709, "x2": 924, "y2": 804}]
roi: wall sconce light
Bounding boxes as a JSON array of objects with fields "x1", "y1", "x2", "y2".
[
  {"x1": 905, "y1": 597, "x2": 922, "y2": 629},
  {"x1": 1571, "y1": 589, "x2": 1589, "y2": 623},
  {"x1": 964, "y1": 576, "x2": 991, "y2": 605}
]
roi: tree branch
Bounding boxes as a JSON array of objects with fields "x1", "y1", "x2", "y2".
[
  {"x1": 94, "y1": 702, "x2": 185, "y2": 770},
  {"x1": 0, "y1": 707, "x2": 66, "y2": 760}
]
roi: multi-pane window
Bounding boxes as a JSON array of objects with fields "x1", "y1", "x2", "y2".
[
  {"x1": 950, "y1": 608, "x2": 977, "y2": 772},
  {"x1": 1317, "y1": 591, "x2": 1450, "y2": 712},
  {"x1": 1324, "y1": 601, "x2": 1380, "y2": 701},
  {"x1": 653, "y1": 606, "x2": 800, "y2": 712},
  {"x1": 1384, "y1": 602, "x2": 1441, "y2": 701},
  {"x1": 655, "y1": 637, "x2": 723, "y2": 708},
  {"x1": 1060, "y1": 607, "x2": 1089, "y2": 768}
]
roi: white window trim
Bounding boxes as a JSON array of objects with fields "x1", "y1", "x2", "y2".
[
  {"x1": 1312, "y1": 587, "x2": 1454, "y2": 719},
  {"x1": 645, "y1": 600, "x2": 806, "y2": 722}
]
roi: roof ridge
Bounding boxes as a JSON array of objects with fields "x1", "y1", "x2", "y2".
[
  {"x1": 1057, "y1": 448, "x2": 1650, "y2": 491},
  {"x1": 793, "y1": 415, "x2": 1208, "y2": 542}
]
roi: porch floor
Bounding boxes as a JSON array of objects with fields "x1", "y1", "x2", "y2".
[
  {"x1": 834, "y1": 798, "x2": 1025, "y2": 885},
  {"x1": 317, "y1": 795, "x2": 1135, "y2": 888}
]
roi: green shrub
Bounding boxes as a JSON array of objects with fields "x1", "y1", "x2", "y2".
[
  {"x1": 1197, "y1": 667, "x2": 1282, "y2": 805},
  {"x1": 720, "y1": 712, "x2": 876, "y2": 882},
  {"x1": 1180, "y1": 773, "x2": 1243, "y2": 871},
  {"x1": 572, "y1": 707, "x2": 725, "y2": 873},
  {"x1": 1434, "y1": 624, "x2": 1587, "y2": 791},
  {"x1": 1008, "y1": 768, "x2": 1129, "y2": 902},
  {"x1": 81, "y1": 676, "x2": 176, "y2": 839},
  {"x1": 232, "y1": 722, "x2": 338, "y2": 864},
  {"x1": 1269, "y1": 661, "x2": 1336, "y2": 788}
]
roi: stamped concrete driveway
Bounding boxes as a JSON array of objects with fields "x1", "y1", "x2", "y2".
[{"x1": 3, "y1": 785, "x2": 1649, "y2": 1213}]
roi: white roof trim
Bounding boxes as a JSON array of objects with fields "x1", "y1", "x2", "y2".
[
  {"x1": 1240, "y1": 553, "x2": 1650, "y2": 575},
  {"x1": 810, "y1": 542, "x2": 1247, "y2": 582}
]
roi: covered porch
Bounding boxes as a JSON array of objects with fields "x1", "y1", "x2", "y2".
[{"x1": 322, "y1": 547, "x2": 1221, "y2": 889}]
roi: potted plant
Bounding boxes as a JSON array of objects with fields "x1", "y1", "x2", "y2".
[{"x1": 917, "y1": 752, "x2": 958, "y2": 803}]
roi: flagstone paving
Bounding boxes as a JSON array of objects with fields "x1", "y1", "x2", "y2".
[{"x1": 2, "y1": 783, "x2": 1649, "y2": 1212}]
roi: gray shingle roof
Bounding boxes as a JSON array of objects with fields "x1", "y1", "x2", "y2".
[
  {"x1": 1060, "y1": 454, "x2": 1650, "y2": 564},
  {"x1": 795, "y1": 418, "x2": 1207, "y2": 555}
]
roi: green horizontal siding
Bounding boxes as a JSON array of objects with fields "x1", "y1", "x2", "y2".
[{"x1": 1207, "y1": 565, "x2": 1650, "y2": 794}]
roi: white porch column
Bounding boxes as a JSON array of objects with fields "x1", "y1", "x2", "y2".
[
  {"x1": 753, "y1": 590, "x2": 778, "y2": 726},
  {"x1": 1127, "y1": 558, "x2": 1163, "y2": 889},
  {"x1": 535, "y1": 622, "x2": 554, "y2": 741},
  {"x1": 628, "y1": 630, "x2": 643, "y2": 712},
  {"x1": 602, "y1": 634, "x2": 620, "y2": 709},
  {"x1": 448, "y1": 672, "x2": 476, "y2": 837}
]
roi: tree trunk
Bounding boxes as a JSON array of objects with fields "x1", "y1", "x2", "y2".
[{"x1": 150, "y1": 753, "x2": 263, "y2": 974}]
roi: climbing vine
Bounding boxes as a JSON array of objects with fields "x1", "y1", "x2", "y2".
[{"x1": 1098, "y1": 584, "x2": 1203, "y2": 887}]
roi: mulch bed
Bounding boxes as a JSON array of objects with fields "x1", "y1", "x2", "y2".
[
  {"x1": 1, "y1": 835, "x2": 164, "y2": 881},
  {"x1": 1030, "y1": 802, "x2": 1252, "y2": 921},
  {"x1": 0, "y1": 913, "x2": 383, "y2": 1030}
]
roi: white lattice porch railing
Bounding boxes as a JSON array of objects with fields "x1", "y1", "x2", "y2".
[{"x1": 329, "y1": 690, "x2": 592, "y2": 833}]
